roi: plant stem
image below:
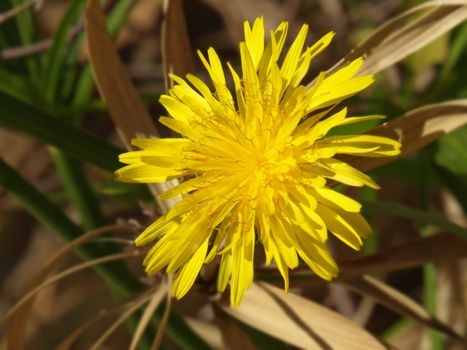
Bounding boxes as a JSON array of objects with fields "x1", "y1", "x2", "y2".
[
  {"x1": 50, "y1": 148, "x2": 105, "y2": 230},
  {"x1": 419, "y1": 157, "x2": 443, "y2": 350}
]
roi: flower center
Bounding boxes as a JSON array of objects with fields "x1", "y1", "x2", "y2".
[{"x1": 245, "y1": 143, "x2": 297, "y2": 179}]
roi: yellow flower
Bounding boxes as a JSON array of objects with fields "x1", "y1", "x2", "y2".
[{"x1": 116, "y1": 17, "x2": 401, "y2": 306}]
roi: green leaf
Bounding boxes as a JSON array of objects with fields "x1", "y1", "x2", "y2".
[
  {"x1": 328, "y1": 118, "x2": 382, "y2": 137},
  {"x1": 435, "y1": 124, "x2": 467, "y2": 175},
  {"x1": 433, "y1": 164, "x2": 467, "y2": 213},
  {"x1": 50, "y1": 148, "x2": 106, "y2": 230},
  {"x1": 9, "y1": 0, "x2": 41, "y2": 81},
  {"x1": 97, "y1": 180, "x2": 154, "y2": 203},
  {"x1": 0, "y1": 3, "x2": 27, "y2": 73},
  {"x1": 407, "y1": 33, "x2": 449, "y2": 74},
  {"x1": 0, "y1": 69, "x2": 35, "y2": 102},
  {"x1": 44, "y1": 0, "x2": 86, "y2": 102},
  {"x1": 438, "y1": 22, "x2": 467, "y2": 82},
  {"x1": 0, "y1": 156, "x2": 136, "y2": 294},
  {"x1": 0, "y1": 91, "x2": 121, "y2": 172}
]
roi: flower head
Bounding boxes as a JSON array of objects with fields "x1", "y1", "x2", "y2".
[{"x1": 116, "y1": 17, "x2": 401, "y2": 306}]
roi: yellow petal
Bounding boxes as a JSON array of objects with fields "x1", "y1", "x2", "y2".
[
  {"x1": 244, "y1": 17, "x2": 265, "y2": 69},
  {"x1": 316, "y1": 204, "x2": 371, "y2": 249},
  {"x1": 217, "y1": 251, "x2": 233, "y2": 292},
  {"x1": 230, "y1": 228, "x2": 255, "y2": 307},
  {"x1": 280, "y1": 24, "x2": 308, "y2": 84},
  {"x1": 172, "y1": 240, "x2": 208, "y2": 299},
  {"x1": 115, "y1": 163, "x2": 181, "y2": 183},
  {"x1": 313, "y1": 186, "x2": 362, "y2": 212},
  {"x1": 296, "y1": 234, "x2": 338, "y2": 280},
  {"x1": 318, "y1": 158, "x2": 380, "y2": 189},
  {"x1": 316, "y1": 134, "x2": 401, "y2": 157}
]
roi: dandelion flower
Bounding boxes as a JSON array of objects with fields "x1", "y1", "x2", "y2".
[{"x1": 116, "y1": 17, "x2": 401, "y2": 306}]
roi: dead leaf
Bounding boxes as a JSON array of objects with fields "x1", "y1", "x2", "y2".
[
  {"x1": 0, "y1": 129, "x2": 50, "y2": 189},
  {"x1": 85, "y1": 0, "x2": 179, "y2": 209},
  {"x1": 161, "y1": 0, "x2": 196, "y2": 89},
  {"x1": 2, "y1": 224, "x2": 128, "y2": 349},
  {"x1": 343, "y1": 275, "x2": 465, "y2": 342},
  {"x1": 129, "y1": 282, "x2": 168, "y2": 350},
  {"x1": 89, "y1": 286, "x2": 159, "y2": 350},
  {"x1": 337, "y1": 233, "x2": 467, "y2": 280},
  {"x1": 85, "y1": 0, "x2": 159, "y2": 147},
  {"x1": 258, "y1": 234, "x2": 467, "y2": 286},
  {"x1": 55, "y1": 311, "x2": 115, "y2": 350},
  {"x1": 151, "y1": 279, "x2": 172, "y2": 350},
  {"x1": 437, "y1": 260, "x2": 467, "y2": 345},
  {"x1": 345, "y1": 100, "x2": 467, "y2": 171},
  {"x1": 184, "y1": 318, "x2": 224, "y2": 349},
  {"x1": 0, "y1": 209, "x2": 34, "y2": 287},
  {"x1": 389, "y1": 322, "x2": 426, "y2": 350},
  {"x1": 330, "y1": 1, "x2": 467, "y2": 76},
  {"x1": 213, "y1": 306, "x2": 257, "y2": 350},
  {"x1": 55, "y1": 287, "x2": 159, "y2": 350},
  {"x1": 222, "y1": 282, "x2": 390, "y2": 350}
]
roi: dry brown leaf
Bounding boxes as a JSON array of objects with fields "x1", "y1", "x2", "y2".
[
  {"x1": 337, "y1": 234, "x2": 467, "y2": 279},
  {"x1": 184, "y1": 318, "x2": 224, "y2": 349},
  {"x1": 343, "y1": 275, "x2": 465, "y2": 342},
  {"x1": 0, "y1": 209, "x2": 34, "y2": 287},
  {"x1": 2, "y1": 224, "x2": 128, "y2": 349},
  {"x1": 333, "y1": 233, "x2": 467, "y2": 280},
  {"x1": 222, "y1": 282, "x2": 389, "y2": 350},
  {"x1": 213, "y1": 306, "x2": 257, "y2": 350},
  {"x1": 129, "y1": 282, "x2": 168, "y2": 350},
  {"x1": 151, "y1": 278, "x2": 172, "y2": 350},
  {"x1": 389, "y1": 322, "x2": 426, "y2": 350},
  {"x1": 55, "y1": 310, "x2": 116, "y2": 350},
  {"x1": 161, "y1": 0, "x2": 196, "y2": 89},
  {"x1": 331, "y1": 0, "x2": 467, "y2": 75},
  {"x1": 89, "y1": 286, "x2": 159, "y2": 350},
  {"x1": 0, "y1": 129, "x2": 49, "y2": 188},
  {"x1": 345, "y1": 100, "x2": 467, "y2": 171},
  {"x1": 85, "y1": 0, "x2": 159, "y2": 146},
  {"x1": 258, "y1": 234, "x2": 467, "y2": 288},
  {"x1": 6, "y1": 250, "x2": 143, "y2": 324},
  {"x1": 85, "y1": 0, "x2": 179, "y2": 209},
  {"x1": 55, "y1": 286, "x2": 161, "y2": 350}
]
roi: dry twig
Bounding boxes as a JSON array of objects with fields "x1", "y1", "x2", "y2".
[{"x1": 0, "y1": 0, "x2": 42, "y2": 25}]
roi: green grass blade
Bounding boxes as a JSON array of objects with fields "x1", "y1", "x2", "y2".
[
  {"x1": 432, "y1": 164, "x2": 467, "y2": 213},
  {"x1": 50, "y1": 148, "x2": 106, "y2": 230},
  {"x1": 0, "y1": 156, "x2": 137, "y2": 295},
  {"x1": 419, "y1": 156, "x2": 443, "y2": 350},
  {"x1": 360, "y1": 186, "x2": 378, "y2": 254},
  {"x1": 0, "y1": 91, "x2": 122, "y2": 171},
  {"x1": 438, "y1": 23, "x2": 467, "y2": 82},
  {"x1": 362, "y1": 201, "x2": 467, "y2": 239},
  {"x1": 43, "y1": 0, "x2": 86, "y2": 102},
  {"x1": 0, "y1": 157, "x2": 211, "y2": 350},
  {"x1": 9, "y1": 0, "x2": 41, "y2": 81},
  {"x1": 0, "y1": 69, "x2": 35, "y2": 101}
]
